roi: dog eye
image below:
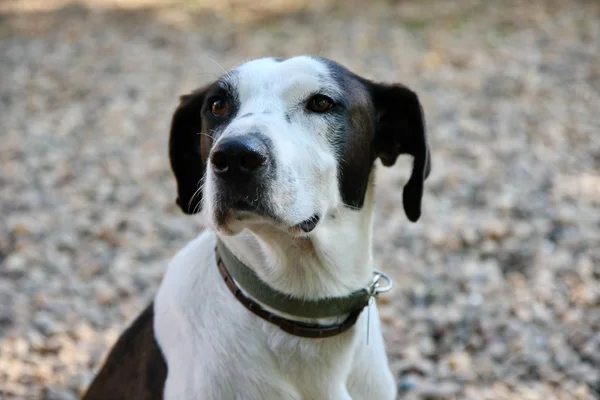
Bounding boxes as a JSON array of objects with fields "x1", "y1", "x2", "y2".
[
  {"x1": 307, "y1": 95, "x2": 334, "y2": 113},
  {"x1": 211, "y1": 99, "x2": 227, "y2": 116}
]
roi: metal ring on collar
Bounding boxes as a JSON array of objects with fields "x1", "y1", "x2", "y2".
[
  {"x1": 373, "y1": 270, "x2": 393, "y2": 294},
  {"x1": 369, "y1": 270, "x2": 393, "y2": 295}
]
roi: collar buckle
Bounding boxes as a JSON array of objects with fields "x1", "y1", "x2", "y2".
[{"x1": 368, "y1": 270, "x2": 393, "y2": 298}]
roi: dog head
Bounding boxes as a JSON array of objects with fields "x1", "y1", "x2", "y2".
[{"x1": 169, "y1": 56, "x2": 430, "y2": 235}]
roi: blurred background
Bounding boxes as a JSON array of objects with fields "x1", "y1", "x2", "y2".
[{"x1": 1, "y1": 0, "x2": 599, "y2": 399}]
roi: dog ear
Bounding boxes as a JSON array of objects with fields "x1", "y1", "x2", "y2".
[
  {"x1": 368, "y1": 82, "x2": 431, "y2": 222},
  {"x1": 169, "y1": 86, "x2": 212, "y2": 214}
]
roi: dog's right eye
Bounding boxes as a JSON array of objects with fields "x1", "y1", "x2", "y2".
[{"x1": 211, "y1": 99, "x2": 227, "y2": 116}]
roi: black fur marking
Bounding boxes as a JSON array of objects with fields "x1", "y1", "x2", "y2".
[
  {"x1": 317, "y1": 56, "x2": 431, "y2": 221},
  {"x1": 366, "y1": 81, "x2": 431, "y2": 222},
  {"x1": 317, "y1": 58, "x2": 377, "y2": 211},
  {"x1": 169, "y1": 81, "x2": 241, "y2": 214},
  {"x1": 82, "y1": 303, "x2": 166, "y2": 400},
  {"x1": 169, "y1": 88, "x2": 208, "y2": 214}
]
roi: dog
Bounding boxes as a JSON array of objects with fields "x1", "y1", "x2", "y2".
[{"x1": 83, "y1": 55, "x2": 431, "y2": 400}]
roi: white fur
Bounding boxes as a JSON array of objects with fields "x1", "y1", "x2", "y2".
[{"x1": 154, "y1": 57, "x2": 397, "y2": 399}]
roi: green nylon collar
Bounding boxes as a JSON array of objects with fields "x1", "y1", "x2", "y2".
[{"x1": 216, "y1": 239, "x2": 380, "y2": 319}]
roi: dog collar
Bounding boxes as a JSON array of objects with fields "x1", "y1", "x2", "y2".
[{"x1": 215, "y1": 239, "x2": 392, "y2": 338}]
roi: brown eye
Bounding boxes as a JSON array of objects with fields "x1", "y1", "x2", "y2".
[
  {"x1": 307, "y1": 95, "x2": 334, "y2": 113},
  {"x1": 211, "y1": 99, "x2": 227, "y2": 116}
]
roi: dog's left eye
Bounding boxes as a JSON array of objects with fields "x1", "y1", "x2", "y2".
[{"x1": 307, "y1": 95, "x2": 334, "y2": 113}]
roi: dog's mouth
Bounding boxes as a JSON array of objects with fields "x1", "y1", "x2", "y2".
[
  {"x1": 297, "y1": 214, "x2": 320, "y2": 233},
  {"x1": 215, "y1": 200, "x2": 321, "y2": 235}
]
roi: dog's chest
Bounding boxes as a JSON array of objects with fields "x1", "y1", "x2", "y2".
[
  {"x1": 157, "y1": 283, "x2": 357, "y2": 399},
  {"x1": 162, "y1": 332, "x2": 356, "y2": 400}
]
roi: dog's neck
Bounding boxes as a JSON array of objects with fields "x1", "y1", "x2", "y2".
[{"x1": 216, "y1": 182, "x2": 376, "y2": 302}]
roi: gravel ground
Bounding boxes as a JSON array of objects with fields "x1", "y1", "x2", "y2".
[{"x1": 1, "y1": 0, "x2": 599, "y2": 399}]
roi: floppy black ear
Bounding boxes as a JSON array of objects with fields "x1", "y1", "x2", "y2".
[
  {"x1": 368, "y1": 83, "x2": 431, "y2": 222},
  {"x1": 169, "y1": 87, "x2": 211, "y2": 214}
]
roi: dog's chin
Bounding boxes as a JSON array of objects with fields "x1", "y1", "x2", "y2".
[{"x1": 211, "y1": 209, "x2": 238, "y2": 236}]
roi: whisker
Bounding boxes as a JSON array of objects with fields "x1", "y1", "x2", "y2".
[
  {"x1": 192, "y1": 195, "x2": 203, "y2": 214},
  {"x1": 317, "y1": 39, "x2": 327, "y2": 57},
  {"x1": 187, "y1": 178, "x2": 205, "y2": 213},
  {"x1": 191, "y1": 186, "x2": 204, "y2": 214},
  {"x1": 203, "y1": 55, "x2": 228, "y2": 74},
  {"x1": 197, "y1": 131, "x2": 216, "y2": 140}
]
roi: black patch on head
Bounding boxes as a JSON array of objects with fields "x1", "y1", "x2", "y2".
[
  {"x1": 316, "y1": 58, "x2": 377, "y2": 211},
  {"x1": 316, "y1": 56, "x2": 431, "y2": 222},
  {"x1": 169, "y1": 80, "x2": 240, "y2": 214},
  {"x1": 285, "y1": 113, "x2": 291, "y2": 123}
]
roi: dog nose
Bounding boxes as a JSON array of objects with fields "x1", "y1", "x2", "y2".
[{"x1": 210, "y1": 136, "x2": 269, "y2": 181}]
